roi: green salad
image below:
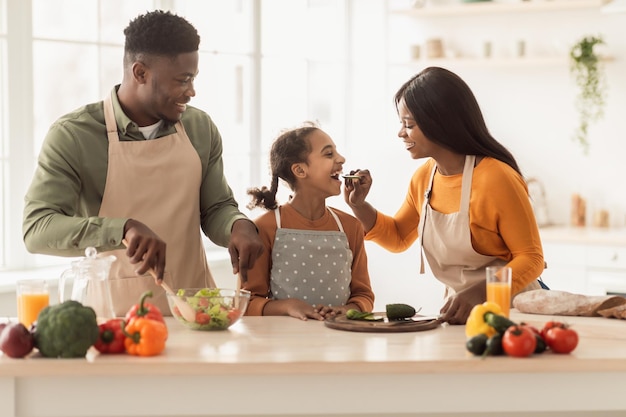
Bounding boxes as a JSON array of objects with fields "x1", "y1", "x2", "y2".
[{"x1": 173, "y1": 288, "x2": 242, "y2": 330}]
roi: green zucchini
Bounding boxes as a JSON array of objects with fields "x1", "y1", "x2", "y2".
[
  {"x1": 484, "y1": 312, "x2": 516, "y2": 334},
  {"x1": 466, "y1": 334, "x2": 488, "y2": 356}
]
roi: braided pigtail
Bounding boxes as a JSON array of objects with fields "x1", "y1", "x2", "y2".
[
  {"x1": 247, "y1": 174, "x2": 280, "y2": 211},
  {"x1": 247, "y1": 121, "x2": 319, "y2": 211}
]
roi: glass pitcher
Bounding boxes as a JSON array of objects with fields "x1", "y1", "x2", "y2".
[{"x1": 59, "y1": 247, "x2": 116, "y2": 321}]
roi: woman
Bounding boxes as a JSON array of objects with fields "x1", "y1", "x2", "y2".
[
  {"x1": 344, "y1": 67, "x2": 544, "y2": 325},
  {"x1": 244, "y1": 122, "x2": 375, "y2": 320}
]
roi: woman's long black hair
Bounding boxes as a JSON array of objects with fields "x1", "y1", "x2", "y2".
[{"x1": 395, "y1": 67, "x2": 521, "y2": 176}]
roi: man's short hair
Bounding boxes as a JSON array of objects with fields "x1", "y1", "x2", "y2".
[{"x1": 123, "y1": 10, "x2": 200, "y2": 61}]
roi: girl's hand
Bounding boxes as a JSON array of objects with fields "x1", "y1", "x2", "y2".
[
  {"x1": 323, "y1": 303, "x2": 360, "y2": 317},
  {"x1": 281, "y1": 299, "x2": 325, "y2": 321}
]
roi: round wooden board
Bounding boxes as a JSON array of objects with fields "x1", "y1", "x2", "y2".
[{"x1": 324, "y1": 313, "x2": 441, "y2": 333}]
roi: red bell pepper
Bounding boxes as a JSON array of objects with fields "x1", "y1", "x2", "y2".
[
  {"x1": 94, "y1": 318, "x2": 126, "y2": 354},
  {"x1": 125, "y1": 291, "x2": 165, "y2": 324}
]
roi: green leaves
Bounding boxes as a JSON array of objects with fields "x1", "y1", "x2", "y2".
[{"x1": 569, "y1": 35, "x2": 607, "y2": 154}]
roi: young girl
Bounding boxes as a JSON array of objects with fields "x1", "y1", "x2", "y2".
[{"x1": 244, "y1": 122, "x2": 375, "y2": 320}]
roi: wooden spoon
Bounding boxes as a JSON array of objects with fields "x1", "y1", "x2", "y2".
[
  {"x1": 235, "y1": 272, "x2": 243, "y2": 310},
  {"x1": 122, "y1": 239, "x2": 196, "y2": 323}
]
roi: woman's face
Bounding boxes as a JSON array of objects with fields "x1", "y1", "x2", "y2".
[
  {"x1": 137, "y1": 51, "x2": 199, "y2": 125},
  {"x1": 297, "y1": 130, "x2": 346, "y2": 197},
  {"x1": 396, "y1": 98, "x2": 436, "y2": 160}
]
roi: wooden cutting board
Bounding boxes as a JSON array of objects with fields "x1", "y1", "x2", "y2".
[{"x1": 324, "y1": 313, "x2": 441, "y2": 333}]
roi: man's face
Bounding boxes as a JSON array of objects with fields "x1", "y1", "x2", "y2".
[{"x1": 138, "y1": 51, "x2": 199, "y2": 125}]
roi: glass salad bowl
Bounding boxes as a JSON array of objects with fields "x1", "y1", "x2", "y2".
[{"x1": 166, "y1": 288, "x2": 250, "y2": 331}]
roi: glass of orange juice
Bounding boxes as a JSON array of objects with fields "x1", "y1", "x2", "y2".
[
  {"x1": 486, "y1": 266, "x2": 512, "y2": 318},
  {"x1": 16, "y1": 279, "x2": 50, "y2": 328}
]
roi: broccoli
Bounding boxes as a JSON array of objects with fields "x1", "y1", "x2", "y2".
[{"x1": 34, "y1": 300, "x2": 100, "y2": 358}]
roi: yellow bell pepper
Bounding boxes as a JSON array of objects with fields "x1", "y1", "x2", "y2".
[{"x1": 465, "y1": 301, "x2": 504, "y2": 339}]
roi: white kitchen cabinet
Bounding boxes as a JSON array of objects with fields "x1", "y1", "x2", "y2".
[
  {"x1": 541, "y1": 241, "x2": 591, "y2": 294},
  {"x1": 540, "y1": 227, "x2": 626, "y2": 296}
]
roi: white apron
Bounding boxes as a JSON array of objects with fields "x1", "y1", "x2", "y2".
[
  {"x1": 417, "y1": 155, "x2": 539, "y2": 301},
  {"x1": 269, "y1": 207, "x2": 352, "y2": 307},
  {"x1": 98, "y1": 92, "x2": 215, "y2": 316}
]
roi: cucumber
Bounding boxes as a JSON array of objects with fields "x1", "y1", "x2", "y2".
[
  {"x1": 484, "y1": 312, "x2": 516, "y2": 334},
  {"x1": 346, "y1": 309, "x2": 373, "y2": 320},
  {"x1": 483, "y1": 333, "x2": 504, "y2": 357},
  {"x1": 466, "y1": 334, "x2": 488, "y2": 356},
  {"x1": 386, "y1": 303, "x2": 417, "y2": 320},
  {"x1": 534, "y1": 334, "x2": 547, "y2": 354}
]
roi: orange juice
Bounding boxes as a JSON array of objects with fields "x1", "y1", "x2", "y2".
[
  {"x1": 17, "y1": 292, "x2": 50, "y2": 328},
  {"x1": 486, "y1": 282, "x2": 511, "y2": 318}
]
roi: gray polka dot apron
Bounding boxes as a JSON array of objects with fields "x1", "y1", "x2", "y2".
[{"x1": 270, "y1": 207, "x2": 352, "y2": 307}]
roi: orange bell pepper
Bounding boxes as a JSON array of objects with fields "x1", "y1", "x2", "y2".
[{"x1": 123, "y1": 318, "x2": 168, "y2": 357}]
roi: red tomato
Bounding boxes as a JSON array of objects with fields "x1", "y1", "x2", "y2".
[
  {"x1": 520, "y1": 322, "x2": 540, "y2": 335},
  {"x1": 540, "y1": 321, "x2": 565, "y2": 339},
  {"x1": 544, "y1": 325, "x2": 579, "y2": 354},
  {"x1": 227, "y1": 309, "x2": 241, "y2": 323},
  {"x1": 521, "y1": 322, "x2": 547, "y2": 353},
  {"x1": 502, "y1": 325, "x2": 537, "y2": 358},
  {"x1": 195, "y1": 312, "x2": 211, "y2": 324}
]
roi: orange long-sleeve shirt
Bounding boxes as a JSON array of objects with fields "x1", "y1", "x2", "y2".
[
  {"x1": 366, "y1": 157, "x2": 544, "y2": 295},
  {"x1": 244, "y1": 204, "x2": 375, "y2": 316}
]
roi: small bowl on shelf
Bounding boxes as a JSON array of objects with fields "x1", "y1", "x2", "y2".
[{"x1": 166, "y1": 288, "x2": 251, "y2": 331}]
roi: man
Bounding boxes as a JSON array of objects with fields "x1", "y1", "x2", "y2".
[{"x1": 22, "y1": 10, "x2": 263, "y2": 315}]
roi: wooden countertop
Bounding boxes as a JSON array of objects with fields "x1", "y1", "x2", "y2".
[
  {"x1": 2, "y1": 311, "x2": 626, "y2": 375},
  {"x1": 2, "y1": 312, "x2": 626, "y2": 416}
]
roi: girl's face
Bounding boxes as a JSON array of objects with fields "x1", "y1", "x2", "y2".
[
  {"x1": 296, "y1": 130, "x2": 346, "y2": 197},
  {"x1": 396, "y1": 98, "x2": 437, "y2": 160}
]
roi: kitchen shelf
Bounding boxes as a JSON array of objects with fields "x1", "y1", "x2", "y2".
[
  {"x1": 390, "y1": 55, "x2": 614, "y2": 68},
  {"x1": 392, "y1": 0, "x2": 610, "y2": 17}
]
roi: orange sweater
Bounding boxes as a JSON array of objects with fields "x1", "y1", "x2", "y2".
[
  {"x1": 366, "y1": 157, "x2": 544, "y2": 295},
  {"x1": 245, "y1": 204, "x2": 375, "y2": 315}
]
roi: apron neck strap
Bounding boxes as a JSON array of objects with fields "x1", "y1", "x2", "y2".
[
  {"x1": 273, "y1": 206, "x2": 344, "y2": 232},
  {"x1": 103, "y1": 93, "x2": 120, "y2": 144}
]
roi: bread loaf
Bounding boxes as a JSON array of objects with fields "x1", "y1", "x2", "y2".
[{"x1": 512, "y1": 290, "x2": 626, "y2": 318}]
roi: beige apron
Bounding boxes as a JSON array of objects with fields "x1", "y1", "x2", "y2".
[
  {"x1": 417, "y1": 155, "x2": 539, "y2": 302},
  {"x1": 99, "y1": 92, "x2": 215, "y2": 316}
]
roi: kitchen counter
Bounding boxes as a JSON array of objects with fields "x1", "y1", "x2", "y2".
[
  {"x1": 540, "y1": 225, "x2": 626, "y2": 246},
  {"x1": 2, "y1": 311, "x2": 626, "y2": 417}
]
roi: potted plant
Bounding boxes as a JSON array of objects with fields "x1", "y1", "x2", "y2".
[{"x1": 569, "y1": 35, "x2": 607, "y2": 154}]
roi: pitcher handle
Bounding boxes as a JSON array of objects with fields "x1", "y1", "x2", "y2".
[{"x1": 58, "y1": 268, "x2": 73, "y2": 303}]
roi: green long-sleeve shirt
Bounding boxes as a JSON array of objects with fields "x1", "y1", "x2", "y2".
[{"x1": 23, "y1": 86, "x2": 247, "y2": 257}]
